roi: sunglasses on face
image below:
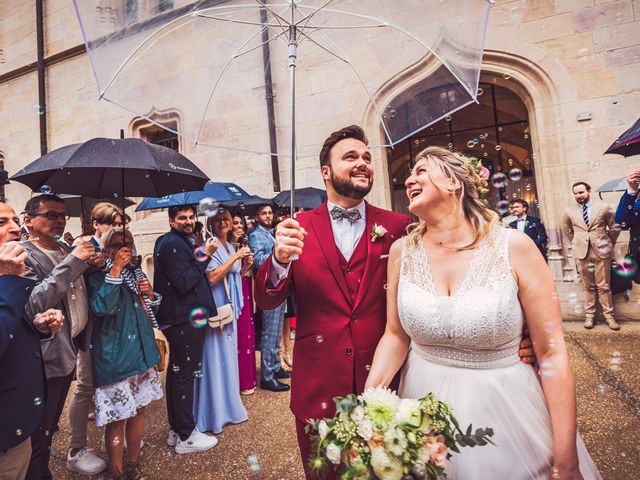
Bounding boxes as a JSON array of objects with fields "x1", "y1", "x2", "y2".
[{"x1": 29, "y1": 211, "x2": 70, "y2": 221}]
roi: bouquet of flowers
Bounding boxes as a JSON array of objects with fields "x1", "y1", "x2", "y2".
[{"x1": 306, "y1": 387, "x2": 494, "y2": 480}]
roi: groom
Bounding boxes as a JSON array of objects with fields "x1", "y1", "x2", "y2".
[{"x1": 254, "y1": 125, "x2": 411, "y2": 475}]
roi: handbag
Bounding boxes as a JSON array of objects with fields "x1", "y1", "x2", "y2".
[
  {"x1": 155, "y1": 338, "x2": 168, "y2": 372},
  {"x1": 208, "y1": 276, "x2": 233, "y2": 331}
]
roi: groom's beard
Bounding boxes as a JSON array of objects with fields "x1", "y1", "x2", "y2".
[{"x1": 330, "y1": 168, "x2": 373, "y2": 200}]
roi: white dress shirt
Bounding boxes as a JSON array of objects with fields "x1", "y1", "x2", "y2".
[
  {"x1": 515, "y1": 215, "x2": 527, "y2": 232},
  {"x1": 270, "y1": 201, "x2": 367, "y2": 285}
]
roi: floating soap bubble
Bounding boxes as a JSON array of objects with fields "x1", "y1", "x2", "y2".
[
  {"x1": 466, "y1": 140, "x2": 475, "y2": 148},
  {"x1": 539, "y1": 360, "x2": 555, "y2": 378},
  {"x1": 495, "y1": 145, "x2": 502, "y2": 151},
  {"x1": 613, "y1": 257, "x2": 637, "y2": 278},
  {"x1": 194, "y1": 246, "x2": 208, "y2": 262},
  {"x1": 198, "y1": 197, "x2": 219, "y2": 218},
  {"x1": 193, "y1": 370, "x2": 203, "y2": 379},
  {"x1": 609, "y1": 351, "x2": 622, "y2": 371},
  {"x1": 33, "y1": 397, "x2": 43, "y2": 406},
  {"x1": 496, "y1": 200, "x2": 510, "y2": 214},
  {"x1": 41, "y1": 185, "x2": 52, "y2": 194},
  {"x1": 594, "y1": 240, "x2": 610, "y2": 256},
  {"x1": 503, "y1": 73, "x2": 512, "y2": 80},
  {"x1": 189, "y1": 308, "x2": 208, "y2": 328},
  {"x1": 597, "y1": 384, "x2": 606, "y2": 394},
  {"x1": 491, "y1": 173, "x2": 507, "y2": 189},
  {"x1": 172, "y1": 365, "x2": 180, "y2": 372},
  {"x1": 320, "y1": 402, "x2": 328, "y2": 410},
  {"x1": 389, "y1": 109, "x2": 397, "y2": 118},
  {"x1": 445, "y1": 116, "x2": 452, "y2": 122},
  {"x1": 586, "y1": 262, "x2": 596, "y2": 273},
  {"x1": 477, "y1": 87, "x2": 484, "y2": 96},
  {"x1": 508, "y1": 168, "x2": 523, "y2": 182},
  {"x1": 568, "y1": 292, "x2": 579, "y2": 304}
]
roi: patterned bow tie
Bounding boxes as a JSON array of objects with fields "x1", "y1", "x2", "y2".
[{"x1": 330, "y1": 206, "x2": 362, "y2": 223}]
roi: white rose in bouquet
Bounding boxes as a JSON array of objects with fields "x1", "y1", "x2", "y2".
[
  {"x1": 318, "y1": 420, "x2": 329, "y2": 440},
  {"x1": 326, "y1": 443, "x2": 342, "y2": 465},
  {"x1": 370, "y1": 447, "x2": 403, "y2": 480},
  {"x1": 356, "y1": 419, "x2": 373, "y2": 441},
  {"x1": 351, "y1": 405, "x2": 365, "y2": 423},
  {"x1": 395, "y1": 398, "x2": 422, "y2": 427}
]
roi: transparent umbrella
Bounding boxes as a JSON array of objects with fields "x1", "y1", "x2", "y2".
[{"x1": 73, "y1": 0, "x2": 492, "y2": 211}]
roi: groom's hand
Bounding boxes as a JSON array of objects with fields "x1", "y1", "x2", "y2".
[
  {"x1": 518, "y1": 329, "x2": 536, "y2": 365},
  {"x1": 274, "y1": 218, "x2": 307, "y2": 264}
]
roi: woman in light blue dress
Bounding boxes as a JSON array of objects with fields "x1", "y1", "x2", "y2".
[{"x1": 194, "y1": 208, "x2": 253, "y2": 434}]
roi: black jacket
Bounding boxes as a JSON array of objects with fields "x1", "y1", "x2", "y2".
[
  {"x1": 510, "y1": 215, "x2": 548, "y2": 259},
  {"x1": 616, "y1": 191, "x2": 640, "y2": 283},
  {"x1": 153, "y1": 229, "x2": 217, "y2": 327},
  {"x1": 0, "y1": 275, "x2": 46, "y2": 451}
]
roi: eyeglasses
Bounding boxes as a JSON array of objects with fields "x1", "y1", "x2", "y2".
[{"x1": 28, "y1": 211, "x2": 70, "y2": 221}]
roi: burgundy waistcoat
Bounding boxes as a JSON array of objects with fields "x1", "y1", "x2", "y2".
[{"x1": 336, "y1": 231, "x2": 369, "y2": 306}]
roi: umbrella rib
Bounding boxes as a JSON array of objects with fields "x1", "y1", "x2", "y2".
[
  {"x1": 194, "y1": 26, "x2": 281, "y2": 146},
  {"x1": 254, "y1": 1, "x2": 290, "y2": 27},
  {"x1": 194, "y1": 12, "x2": 281, "y2": 27},
  {"x1": 232, "y1": 28, "x2": 288, "y2": 60}
]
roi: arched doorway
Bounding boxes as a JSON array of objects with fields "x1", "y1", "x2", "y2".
[{"x1": 387, "y1": 82, "x2": 540, "y2": 219}]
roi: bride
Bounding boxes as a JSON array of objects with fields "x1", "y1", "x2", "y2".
[{"x1": 365, "y1": 146, "x2": 601, "y2": 479}]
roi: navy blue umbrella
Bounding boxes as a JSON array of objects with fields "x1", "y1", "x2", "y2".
[
  {"x1": 135, "y1": 182, "x2": 251, "y2": 212},
  {"x1": 604, "y1": 117, "x2": 640, "y2": 157},
  {"x1": 272, "y1": 187, "x2": 326, "y2": 210}
]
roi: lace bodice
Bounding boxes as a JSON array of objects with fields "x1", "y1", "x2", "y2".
[{"x1": 398, "y1": 227, "x2": 523, "y2": 369}]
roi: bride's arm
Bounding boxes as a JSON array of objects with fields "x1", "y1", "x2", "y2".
[
  {"x1": 510, "y1": 230, "x2": 582, "y2": 479},
  {"x1": 365, "y1": 239, "x2": 411, "y2": 389}
]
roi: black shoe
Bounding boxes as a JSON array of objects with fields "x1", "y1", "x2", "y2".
[
  {"x1": 274, "y1": 368, "x2": 291, "y2": 379},
  {"x1": 260, "y1": 379, "x2": 290, "y2": 392}
]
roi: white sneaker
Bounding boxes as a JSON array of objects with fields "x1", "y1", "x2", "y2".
[
  {"x1": 67, "y1": 447, "x2": 107, "y2": 476},
  {"x1": 100, "y1": 438, "x2": 145, "y2": 454},
  {"x1": 167, "y1": 429, "x2": 178, "y2": 447},
  {"x1": 174, "y1": 430, "x2": 218, "y2": 454}
]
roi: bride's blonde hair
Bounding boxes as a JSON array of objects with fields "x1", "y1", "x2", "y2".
[{"x1": 407, "y1": 146, "x2": 500, "y2": 250}]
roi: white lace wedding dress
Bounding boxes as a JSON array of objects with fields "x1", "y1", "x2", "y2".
[{"x1": 397, "y1": 228, "x2": 601, "y2": 479}]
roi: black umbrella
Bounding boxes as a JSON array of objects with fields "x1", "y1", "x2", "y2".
[
  {"x1": 604, "y1": 117, "x2": 640, "y2": 157},
  {"x1": 220, "y1": 195, "x2": 275, "y2": 217},
  {"x1": 272, "y1": 187, "x2": 327, "y2": 210},
  {"x1": 58, "y1": 194, "x2": 135, "y2": 217},
  {"x1": 10, "y1": 138, "x2": 209, "y2": 200}
]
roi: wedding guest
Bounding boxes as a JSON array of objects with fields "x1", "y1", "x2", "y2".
[
  {"x1": 231, "y1": 214, "x2": 257, "y2": 395},
  {"x1": 21, "y1": 195, "x2": 103, "y2": 479},
  {"x1": 561, "y1": 182, "x2": 620, "y2": 330},
  {"x1": 153, "y1": 205, "x2": 219, "y2": 454},
  {"x1": 508, "y1": 198, "x2": 548, "y2": 261},
  {"x1": 248, "y1": 204, "x2": 291, "y2": 392},
  {"x1": 615, "y1": 169, "x2": 640, "y2": 285},
  {"x1": 501, "y1": 201, "x2": 517, "y2": 225},
  {"x1": 88, "y1": 227, "x2": 162, "y2": 479},
  {"x1": 195, "y1": 208, "x2": 251, "y2": 432},
  {"x1": 192, "y1": 221, "x2": 205, "y2": 247},
  {"x1": 0, "y1": 201, "x2": 63, "y2": 480},
  {"x1": 67, "y1": 202, "x2": 123, "y2": 476}
]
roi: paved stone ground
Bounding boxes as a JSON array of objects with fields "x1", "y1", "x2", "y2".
[{"x1": 48, "y1": 322, "x2": 640, "y2": 479}]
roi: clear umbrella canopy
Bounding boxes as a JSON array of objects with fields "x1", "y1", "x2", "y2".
[{"x1": 73, "y1": 0, "x2": 492, "y2": 159}]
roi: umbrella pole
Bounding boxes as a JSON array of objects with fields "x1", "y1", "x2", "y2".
[{"x1": 288, "y1": 2, "x2": 297, "y2": 219}]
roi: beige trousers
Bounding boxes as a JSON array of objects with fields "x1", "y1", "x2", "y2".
[
  {"x1": 0, "y1": 438, "x2": 31, "y2": 480},
  {"x1": 68, "y1": 348, "x2": 95, "y2": 450},
  {"x1": 576, "y1": 244, "x2": 614, "y2": 321}
]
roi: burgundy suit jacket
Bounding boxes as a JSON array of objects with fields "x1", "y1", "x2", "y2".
[{"x1": 254, "y1": 202, "x2": 411, "y2": 421}]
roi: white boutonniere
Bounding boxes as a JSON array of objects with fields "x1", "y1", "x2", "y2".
[{"x1": 370, "y1": 223, "x2": 388, "y2": 242}]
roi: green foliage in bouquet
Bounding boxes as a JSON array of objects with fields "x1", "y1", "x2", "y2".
[{"x1": 306, "y1": 388, "x2": 494, "y2": 480}]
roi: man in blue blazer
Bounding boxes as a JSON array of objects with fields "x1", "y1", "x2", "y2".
[
  {"x1": 0, "y1": 201, "x2": 63, "y2": 478},
  {"x1": 248, "y1": 204, "x2": 291, "y2": 392},
  {"x1": 153, "y1": 205, "x2": 219, "y2": 454},
  {"x1": 509, "y1": 198, "x2": 548, "y2": 261},
  {"x1": 615, "y1": 170, "x2": 640, "y2": 284}
]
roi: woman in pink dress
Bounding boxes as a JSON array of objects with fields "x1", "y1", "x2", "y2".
[{"x1": 232, "y1": 214, "x2": 257, "y2": 395}]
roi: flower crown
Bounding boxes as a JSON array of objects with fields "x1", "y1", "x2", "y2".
[{"x1": 468, "y1": 155, "x2": 490, "y2": 201}]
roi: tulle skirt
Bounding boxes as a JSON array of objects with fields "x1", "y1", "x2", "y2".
[{"x1": 399, "y1": 349, "x2": 601, "y2": 480}]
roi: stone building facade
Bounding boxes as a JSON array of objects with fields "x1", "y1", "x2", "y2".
[{"x1": 1, "y1": 0, "x2": 639, "y2": 320}]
